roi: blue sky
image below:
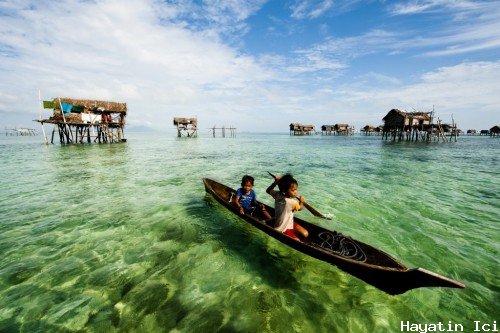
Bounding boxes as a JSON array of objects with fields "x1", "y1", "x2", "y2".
[{"x1": 0, "y1": 0, "x2": 499, "y2": 132}]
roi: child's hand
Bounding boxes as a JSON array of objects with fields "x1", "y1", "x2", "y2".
[
  {"x1": 239, "y1": 207, "x2": 245, "y2": 215},
  {"x1": 298, "y1": 196, "x2": 305, "y2": 204}
]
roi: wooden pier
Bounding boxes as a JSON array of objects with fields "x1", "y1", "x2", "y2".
[
  {"x1": 36, "y1": 97, "x2": 127, "y2": 144},
  {"x1": 5, "y1": 127, "x2": 37, "y2": 136},
  {"x1": 174, "y1": 117, "x2": 198, "y2": 137},
  {"x1": 209, "y1": 126, "x2": 236, "y2": 138}
]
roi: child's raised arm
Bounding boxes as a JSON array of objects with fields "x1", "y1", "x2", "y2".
[{"x1": 266, "y1": 176, "x2": 280, "y2": 199}]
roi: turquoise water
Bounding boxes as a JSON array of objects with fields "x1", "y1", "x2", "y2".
[{"x1": 0, "y1": 132, "x2": 498, "y2": 332}]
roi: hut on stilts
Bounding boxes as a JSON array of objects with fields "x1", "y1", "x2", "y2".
[
  {"x1": 36, "y1": 97, "x2": 127, "y2": 144},
  {"x1": 361, "y1": 125, "x2": 383, "y2": 136},
  {"x1": 173, "y1": 117, "x2": 198, "y2": 137},
  {"x1": 321, "y1": 124, "x2": 353, "y2": 135},
  {"x1": 381, "y1": 109, "x2": 458, "y2": 142},
  {"x1": 334, "y1": 124, "x2": 353, "y2": 135},
  {"x1": 321, "y1": 125, "x2": 335, "y2": 135},
  {"x1": 490, "y1": 125, "x2": 500, "y2": 137},
  {"x1": 466, "y1": 129, "x2": 477, "y2": 136},
  {"x1": 290, "y1": 123, "x2": 315, "y2": 136}
]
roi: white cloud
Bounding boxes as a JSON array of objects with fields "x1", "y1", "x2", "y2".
[
  {"x1": 388, "y1": 0, "x2": 500, "y2": 56},
  {"x1": 0, "y1": 0, "x2": 498, "y2": 133},
  {"x1": 0, "y1": 0, "x2": 279, "y2": 130},
  {"x1": 285, "y1": 29, "x2": 400, "y2": 74},
  {"x1": 290, "y1": 0, "x2": 363, "y2": 19},
  {"x1": 357, "y1": 72, "x2": 402, "y2": 85},
  {"x1": 302, "y1": 61, "x2": 500, "y2": 130},
  {"x1": 291, "y1": 1, "x2": 500, "y2": 61},
  {"x1": 154, "y1": 0, "x2": 267, "y2": 38},
  {"x1": 390, "y1": 0, "x2": 481, "y2": 15}
]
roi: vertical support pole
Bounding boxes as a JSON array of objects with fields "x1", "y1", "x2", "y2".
[{"x1": 38, "y1": 90, "x2": 48, "y2": 145}]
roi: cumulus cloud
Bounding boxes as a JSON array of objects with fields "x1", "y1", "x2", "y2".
[
  {"x1": 0, "y1": 0, "x2": 278, "y2": 130},
  {"x1": 0, "y1": 0, "x2": 498, "y2": 132}
]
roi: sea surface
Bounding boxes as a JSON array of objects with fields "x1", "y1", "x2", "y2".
[{"x1": 0, "y1": 132, "x2": 498, "y2": 333}]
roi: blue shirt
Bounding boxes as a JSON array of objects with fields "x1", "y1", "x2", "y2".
[{"x1": 236, "y1": 188, "x2": 257, "y2": 211}]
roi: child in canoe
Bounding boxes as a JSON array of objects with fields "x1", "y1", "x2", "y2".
[
  {"x1": 233, "y1": 175, "x2": 272, "y2": 219},
  {"x1": 266, "y1": 173, "x2": 309, "y2": 241}
]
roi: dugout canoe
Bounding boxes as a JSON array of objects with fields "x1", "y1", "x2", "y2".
[{"x1": 203, "y1": 178, "x2": 465, "y2": 295}]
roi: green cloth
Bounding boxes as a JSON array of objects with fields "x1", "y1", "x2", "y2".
[
  {"x1": 43, "y1": 101, "x2": 56, "y2": 109},
  {"x1": 71, "y1": 105, "x2": 84, "y2": 113}
]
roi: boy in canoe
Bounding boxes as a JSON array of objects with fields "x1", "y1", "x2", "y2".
[
  {"x1": 233, "y1": 175, "x2": 272, "y2": 219},
  {"x1": 266, "y1": 174, "x2": 309, "y2": 241}
]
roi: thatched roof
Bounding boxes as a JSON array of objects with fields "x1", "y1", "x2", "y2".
[
  {"x1": 490, "y1": 125, "x2": 500, "y2": 133},
  {"x1": 382, "y1": 109, "x2": 431, "y2": 121},
  {"x1": 173, "y1": 117, "x2": 197, "y2": 126},
  {"x1": 52, "y1": 97, "x2": 127, "y2": 113},
  {"x1": 290, "y1": 123, "x2": 315, "y2": 131},
  {"x1": 382, "y1": 109, "x2": 404, "y2": 121}
]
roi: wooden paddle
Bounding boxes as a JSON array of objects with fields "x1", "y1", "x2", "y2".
[{"x1": 267, "y1": 171, "x2": 331, "y2": 220}]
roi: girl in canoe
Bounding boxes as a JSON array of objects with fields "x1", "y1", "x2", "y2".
[
  {"x1": 233, "y1": 175, "x2": 272, "y2": 219},
  {"x1": 266, "y1": 174, "x2": 309, "y2": 241}
]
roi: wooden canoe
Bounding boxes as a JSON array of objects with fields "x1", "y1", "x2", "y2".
[{"x1": 203, "y1": 178, "x2": 465, "y2": 295}]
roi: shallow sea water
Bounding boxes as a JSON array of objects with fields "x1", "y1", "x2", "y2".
[{"x1": 0, "y1": 132, "x2": 498, "y2": 332}]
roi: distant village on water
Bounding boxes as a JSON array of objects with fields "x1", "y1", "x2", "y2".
[{"x1": 4, "y1": 96, "x2": 499, "y2": 144}]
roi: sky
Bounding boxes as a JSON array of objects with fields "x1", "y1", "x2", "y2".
[{"x1": 0, "y1": 0, "x2": 499, "y2": 132}]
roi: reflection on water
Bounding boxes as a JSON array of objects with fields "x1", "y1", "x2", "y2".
[{"x1": 0, "y1": 133, "x2": 498, "y2": 332}]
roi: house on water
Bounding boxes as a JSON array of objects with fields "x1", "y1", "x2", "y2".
[
  {"x1": 321, "y1": 124, "x2": 353, "y2": 135},
  {"x1": 321, "y1": 125, "x2": 335, "y2": 135},
  {"x1": 290, "y1": 123, "x2": 315, "y2": 135},
  {"x1": 36, "y1": 97, "x2": 127, "y2": 144},
  {"x1": 334, "y1": 124, "x2": 353, "y2": 135},
  {"x1": 381, "y1": 108, "x2": 457, "y2": 142},
  {"x1": 490, "y1": 125, "x2": 500, "y2": 137},
  {"x1": 361, "y1": 125, "x2": 383, "y2": 136},
  {"x1": 466, "y1": 129, "x2": 477, "y2": 135},
  {"x1": 173, "y1": 117, "x2": 198, "y2": 137}
]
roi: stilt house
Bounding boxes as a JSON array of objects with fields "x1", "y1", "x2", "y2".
[
  {"x1": 382, "y1": 109, "x2": 433, "y2": 141},
  {"x1": 37, "y1": 97, "x2": 127, "y2": 144},
  {"x1": 334, "y1": 124, "x2": 353, "y2": 135},
  {"x1": 361, "y1": 125, "x2": 383, "y2": 136},
  {"x1": 490, "y1": 125, "x2": 500, "y2": 137},
  {"x1": 321, "y1": 124, "x2": 352, "y2": 135},
  {"x1": 321, "y1": 125, "x2": 335, "y2": 135},
  {"x1": 173, "y1": 117, "x2": 198, "y2": 137},
  {"x1": 290, "y1": 123, "x2": 315, "y2": 135},
  {"x1": 361, "y1": 125, "x2": 375, "y2": 135}
]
